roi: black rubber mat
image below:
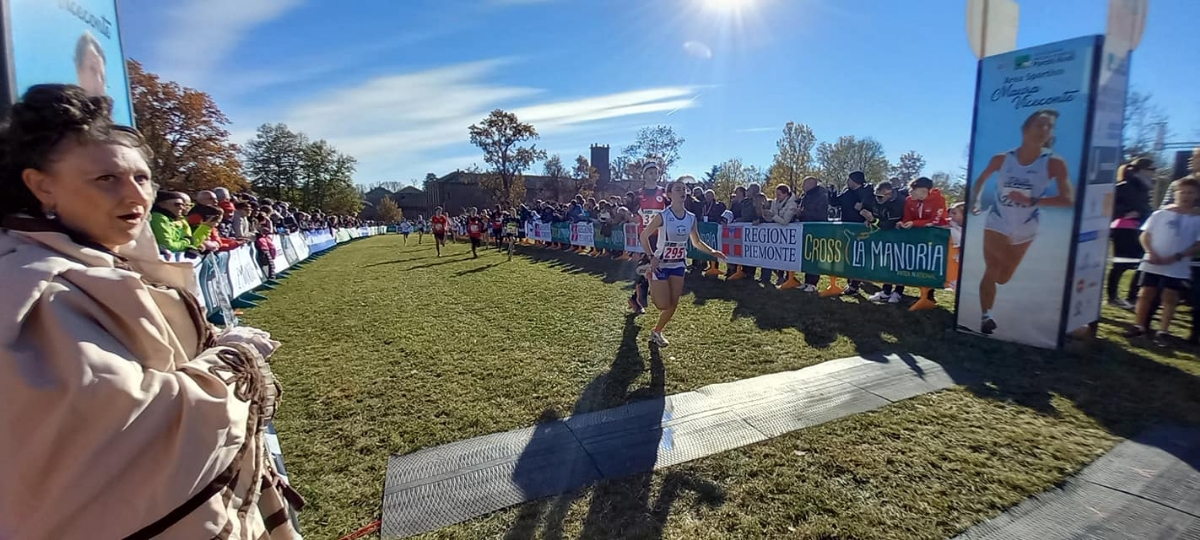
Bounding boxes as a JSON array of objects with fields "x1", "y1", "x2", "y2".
[
  {"x1": 954, "y1": 425, "x2": 1200, "y2": 540},
  {"x1": 568, "y1": 391, "x2": 769, "y2": 478},
  {"x1": 380, "y1": 421, "x2": 601, "y2": 538},
  {"x1": 381, "y1": 354, "x2": 955, "y2": 538}
]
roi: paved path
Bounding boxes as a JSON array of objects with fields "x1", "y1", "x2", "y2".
[
  {"x1": 954, "y1": 424, "x2": 1200, "y2": 540},
  {"x1": 380, "y1": 353, "x2": 959, "y2": 538}
]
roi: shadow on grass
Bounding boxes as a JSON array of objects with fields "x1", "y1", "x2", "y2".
[
  {"x1": 515, "y1": 247, "x2": 641, "y2": 286},
  {"x1": 505, "y1": 317, "x2": 725, "y2": 540},
  {"x1": 454, "y1": 261, "x2": 507, "y2": 277},
  {"x1": 519, "y1": 246, "x2": 1200, "y2": 465}
]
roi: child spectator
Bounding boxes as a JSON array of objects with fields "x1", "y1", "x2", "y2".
[
  {"x1": 947, "y1": 202, "x2": 966, "y2": 291},
  {"x1": 255, "y1": 229, "x2": 277, "y2": 280},
  {"x1": 1124, "y1": 177, "x2": 1200, "y2": 345}
]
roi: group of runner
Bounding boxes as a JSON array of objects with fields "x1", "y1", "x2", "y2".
[
  {"x1": 392, "y1": 159, "x2": 720, "y2": 348},
  {"x1": 400, "y1": 206, "x2": 528, "y2": 259},
  {"x1": 633, "y1": 161, "x2": 726, "y2": 347}
]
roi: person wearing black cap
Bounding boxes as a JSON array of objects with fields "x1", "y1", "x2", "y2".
[
  {"x1": 833, "y1": 171, "x2": 876, "y2": 294},
  {"x1": 1107, "y1": 157, "x2": 1155, "y2": 309}
]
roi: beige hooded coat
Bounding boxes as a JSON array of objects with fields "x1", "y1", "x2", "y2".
[{"x1": 0, "y1": 216, "x2": 300, "y2": 539}]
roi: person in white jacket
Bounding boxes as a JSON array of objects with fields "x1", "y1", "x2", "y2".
[
  {"x1": 761, "y1": 184, "x2": 799, "y2": 285},
  {"x1": 0, "y1": 84, "x2": 300, "y2": 539},
  {"x1": 763, "y1": 183, "x2": 799, "y2": 225}
]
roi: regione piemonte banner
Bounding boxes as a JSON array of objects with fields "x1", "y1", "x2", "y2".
[
  {"x1": 956, "y1": 36, "x2": 1101, "y2": 349},
  {"x1": 7, "y1": 0, "x2": 134, "y2": 126}
]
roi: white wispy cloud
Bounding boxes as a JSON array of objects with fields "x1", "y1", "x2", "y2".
[
  {"x1": 260, "y1": 58, "x2": 699, "y2": 182},
  {"x1": 217, "y1": 29, "x2": 456, "y2": 97},
  {"x1": 155, "y1": 0, "x2": 302, "y2": 87}
]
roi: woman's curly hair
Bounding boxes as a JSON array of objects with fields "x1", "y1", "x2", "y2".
[{"x1": 0, "y1": 84, "x2": 151, "y2": 217}]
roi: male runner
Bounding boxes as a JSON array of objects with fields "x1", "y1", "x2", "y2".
[
  {"x1": 629, "y1": 159, "x2": 668, "y2": 315},
  {"x1": 467, "y1": 208, "x2": 485, "y2": 258},
  {"x1": 490, "y1": 206, "x2": 504, "y2": 249},
  {"x1": 430, "y1": 207, "x2": 449, "y2": 257}
]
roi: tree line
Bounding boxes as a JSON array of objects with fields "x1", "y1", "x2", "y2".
[
  {"x1": 127, "y1": 60, "x2": 363, "y2": 216},
  {"x1": 468, "y1": 86, "x2": 1181, "y2": 209},
  {"x1": 466, "y1": 110, "x2": 968, "y2": 207}
]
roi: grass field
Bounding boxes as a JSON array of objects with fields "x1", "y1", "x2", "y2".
[{"x1": 241, "y1": 234, "x2": 1200, "y2": 539}]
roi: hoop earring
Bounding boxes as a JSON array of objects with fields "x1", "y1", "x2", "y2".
[{"x1": 45, "y1": 209, "x2": 59, "y2": 220}]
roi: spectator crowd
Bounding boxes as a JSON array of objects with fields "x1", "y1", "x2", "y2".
[
  {"x1": 409, "y1": 149, "x2": 1198, "y2": 346},
  {"x1": 147, "y1": 186, "x2": 377, "y2": 278},
  {"x1": 423, "y1": 167, "x2": 963, "y2": 312}
]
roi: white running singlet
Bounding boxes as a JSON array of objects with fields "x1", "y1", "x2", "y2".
[
  {"x1": 985, "y1": 149, "x2": 1054, "y2": 245},
  {"x1": 654, "y1": 207, "x2": 695, "y2": 270}
]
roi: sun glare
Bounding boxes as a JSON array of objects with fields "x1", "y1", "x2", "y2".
[{"x1": 702, "y1": 0, "x2": 754, "y2": 13}]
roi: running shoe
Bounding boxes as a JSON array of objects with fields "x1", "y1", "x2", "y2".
[
  {"x1": 868, "y1": 292, "x2": 888, "y2": 303},
  {"x1": 628, "y1": 297, "x2": 645, "y2": 315},
  {"x1": 842, "y1": 286, "x2": 860, "y2": 296},
  {"x1": 649, "y1": 331, "x2": 669, "y2": 347},
  {"x1": 1153, "y1": 331, "x2": 1172, "y2": 347},
  {"x1": 1122, "y1": 326, "x2": 1146, "y2": 338},
  {"x1": 1107, "y1": 298, "x2": 1135, "y2": 311},
  {"x1": 888, "y1": 292, "x2": 902, "y2": 304},
  {"x1": 801, "y1": 284, "x2": 818, "y2": 293},
  {"x1": 980, "y1": 317, "x2": 998, "y2": 335}
]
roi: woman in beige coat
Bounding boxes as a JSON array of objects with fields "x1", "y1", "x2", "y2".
[{"x1": 0, "y1": 85, "x2": 301, "y2": 539}]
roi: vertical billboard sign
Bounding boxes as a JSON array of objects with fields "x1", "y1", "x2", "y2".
[
  {"x1": 4, "y1": 0, "x2": 134, "y2": 125},
  {"x1": 1064, "y1": 0, "x2": 1141, "y2": 335},
  {"x1": 955, "y1": 36, "x2": 1101, "y2": 349}
]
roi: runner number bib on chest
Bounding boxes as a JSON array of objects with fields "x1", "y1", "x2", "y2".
[{"x1": 655, "y1": 208, "x2": 695, "y2": 269}]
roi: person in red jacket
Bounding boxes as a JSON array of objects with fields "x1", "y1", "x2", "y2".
[
  {"x1": 900, "y1": 176, "x2": 948, "y2": 229},
  {"x1": 901, "y1": 176, "x2": 947, "y2": 309}
]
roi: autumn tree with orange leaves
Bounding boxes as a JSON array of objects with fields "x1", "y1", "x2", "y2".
[{"x1": 127, "y1": 60, "x2": 247, "y2": 193}]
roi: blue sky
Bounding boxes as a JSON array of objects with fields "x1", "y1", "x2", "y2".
[{"x1": 117, "y1": 0, "x2": 1199, "y2": 186}]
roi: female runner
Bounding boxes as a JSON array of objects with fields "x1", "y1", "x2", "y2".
[
  {"x1": 970, "y1": 108, "x2": 1073, "y2": 335},
  {"x1": 640, "y1": 179, "x2": 726, "y2": 347}
]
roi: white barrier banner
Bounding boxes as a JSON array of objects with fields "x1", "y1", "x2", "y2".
[
  {"x1": 227, "y1": 245, "x2": 264, "y2": 297},
  {"x1": 528, "y1": 222, "x2": 551, "y2": 242},
  {"x1": 191, "y1": 260, "x2": 206, "y2": 311},
  {"x1": 570, "y1": 222, "x2": 594, "y2": 247},
  {"x1": 288, "y1": 232, "x2": 310, "y2": 261},
  {"x1": 623, "y1": 223, "x2": 644, "y2": 254},
  {"x1": 270, "y1": 234, "x2": 291, "y2": 273},
  {"x1": 720, "y1": 223, "x2": 804, "y2": 272}
]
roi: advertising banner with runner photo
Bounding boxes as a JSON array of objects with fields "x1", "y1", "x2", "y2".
[
  {"x1": 955, "y1": 35, "x2": 1101, "y2": 349},
  {"x1": 720, "y1": 223, "x2": 804, "y2": 272},
  {"x1": 801, "y1": 223, "x2": 950, "y2": 288},
  {"x1": 6, "y1": 0, "x2": 134, "y2": 125}
]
